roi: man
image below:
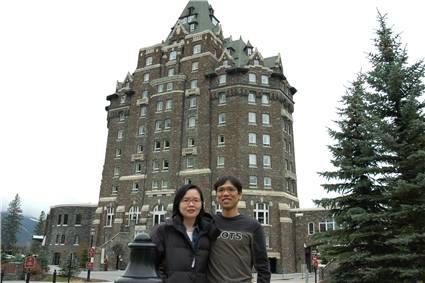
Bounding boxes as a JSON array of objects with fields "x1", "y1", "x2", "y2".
[{"x1": 207, "y1": 175, "x2": 271, "y2": 283}]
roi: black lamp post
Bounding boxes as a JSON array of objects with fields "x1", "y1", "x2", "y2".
[{"x1": 114, "y1": 233, "x2": 161, "y2": 283}]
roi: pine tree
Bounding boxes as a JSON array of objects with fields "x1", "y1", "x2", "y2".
[
  {"x1": 30, "y1": 211, "x2": 46, "y2": 255},
  {"x1": 316, "y1": 75, "x2": 393, "y2": 282},
  {"x1": 1, "y1": 194, "x2": 23, "y2": 252},
  {"x1": 366, "y1": 12, "x2": 425, "y2": 281},
  {"x1": 59, "y1": 253, "x2": 80, "y2": 277}
]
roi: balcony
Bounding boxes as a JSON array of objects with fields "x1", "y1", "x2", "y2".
[
  {"x1": 136, "y1": 97, "x2": 149, "y2": 105},
  {"x1": 182, "y1": 147, "x2": 198, "y2": 156},
  {"x1": 131, "y1": 154, "x2": 145, "y2": 161},
  {"x1": 185, "y1": 88, "x2": 200, "y2": 97},
  {"x1": 281, "y1": 108, "x2": 293, "y2": 121}
]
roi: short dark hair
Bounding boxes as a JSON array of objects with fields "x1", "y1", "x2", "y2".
[
  {"x1": 172, "y1": 184, "x2": 205, "y2": 222},
  {"x1": 213, "y1": 175, "x2": 242, "y2": 193}
]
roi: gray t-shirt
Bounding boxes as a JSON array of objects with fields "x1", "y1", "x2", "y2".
[{"x1": 207, "y1": 213, "x2": 270, "y2": 283}]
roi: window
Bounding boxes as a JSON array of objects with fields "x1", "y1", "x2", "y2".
[
  {"x1": 254, "y1": 203, "x2": 269, "y2": 225},
  {"x1": 262, "y1": 113, "x2": 270, "y2": 125},
  {"x1": 249, "y1": 176, "x2": 258, "y2": 187},
  {"x1": 119, "y1": 111, "x2": 125, "y2": 121},
  {"x1": 218, "y1": 93, "x2": 226, "y2": 104},
  {"x1": 249, "y1": 73, "x2": 256, "y2": 83},
  {"x1": 164, "y1": 119, "x2": 171, "y2": 130},
  {"x1": 223, "y1": 60, "x2": 228, "y2": 67},
  {"x1": 190, "y1": 79, "x2": 198, "y2": 89},
  {"x1": 137, "y1": 144, "x2": 144, "y2": 153},
  {"x1": 263, "y1": 155, "x2": 271, "y2": 168},
  {"x1": 247, "y1": 48, "x2": 253, "y2": 56},
  {"x1": 138, "y1": 125, "x2": 146, "y2": 136},
  {"x1": 55, "y1": 234, "x2": 60, "y2": 244},
  {"x1": 156, "y1": 101, "x2": 163, "y2": 112},
  {"x1": 248, "y1": 112, "x2": 256, "y2": 124},
  {"x1": 288, "y1": 142, "x2": 292, "y2": 154},
  {"x1": 146, "y1": 56, "x2": 153, "y2": 66},
  {"x1": 166, "y1": 82, "x2": 173, "y2": 91},
  {"x1": 168, "y1": 68, "x2": 175, "y2": 76},
  {"x1": 264, "y1": 177, "x2": 272, "y2": 188},
  {"x1": 60, "y1": 234, "x2": 65, "y2": 244},
  {"x1": 248, "y1": 133, "x2": 257, "y2": 145},
  {"x1": 63, "y1": 214, "x2": 68, "y2": 225},
  {"x1": 115, "y1": 148, "x2": 121, "y2": 157},
  {"x1": 186, "y1": 156, "x2": 194, "y2": 168},
  {"x1": 57, "y1": 215, "x2": 62, "y2": 225},
  {"x1": 152, "y1": 180, "x2": 159, "y2": 189},
  {"x1": 188, "y1": 117, "x2": 196, "y2": 128},
  {"x1": 254, "y1": 59, "x2": 260, "y2": 66},
  {"x1": 165, "y1": 99, "x2": 172, "y2": 111},
  {"x1": 155, "y1": 120, "x2": 162, "y2": 132},
  {"x1": 142, "y1": 90, "x2": 149, "y2": 99},
  {"x1": 153, "y1": 160, "x2": 160, "y2": 171},
  {"x1": 218, "y1": 135, "x2": 225, "y2": 146},
  {"x1": 152, "y1": 205, "x2": 166, "y2": 225},
  {"x1": 193, "y1": 44, "x2": 201, "y2": 54},
  {"x1": 192, "y1": 61, "x2": 199, "y2": 72},
  {"x1": 158, "y1": 84, "x2": 164, "y2": 93},
  {"x1": 189, "y1": 97, "x2": 197, "y2": 108},
  {"x1": 162, "y1": 160, "x2": 169, "y2": 171},
  {"x1": 218, "y1": 113, "x2": 226, "y2": 125},
  {"x1": 184, "y1": 178, "x2": 192, "y2": 185},
  {"x1": 217, "y1": 156, "x2": 225, "y2": 167},
  {"x1": 219, "y1": 74, "x2": 226, "y2": 85},
  {"x1": 319, "y1": 219, "x2": 335, "y2": 232},
  {"x1": 188, "y1": 138, "x2": 195, "y2": 147},
  {"x1": 120, "y1": 95, "x2": 126, "y2": 104},
  {"x1": 117, "y1": 129, "x2": 124, "y2": 140},
  {"x1": 140, "y1": 106, "x2": 147, "y2": 117},
  {"x1": 308, "y1": 222, "x2": 315, "y2": 235},
  {"x1": 249, "y1": 154, "x2": 257, "y2": 167},
  {"x1": 163, "y1": 140, "x2": 170, "y2": 150},
  {"x1": 161, "y1": 180, "x2": 169, "y2": 188},
  {"x1": 128, "y1": 206, "x2": 140, "y2": 225},
  {"x1": 143, "y1": 73, "x2": 149, "y2": 82},
  {"x1": 113, "y1": 167, "x2": 120, "y2": 176},
  {"x1": 112, "y1": 185, "x2": 119, "y2": 194},
  {"x1": 132, "y1": 182, "x2": 140, "y2": 192},
  {"x1": 169, "y1": 51, "x2": 177, "y2": 61},
  {"x1": 262, "y1": 134, "x2": 271, "y2": 146},
  {"x1": 248, "y1": 92, "x2": 256, "y2": 104},
  {"x1": 135, "y1": 163, "x2": 142, "y2": 173},
  {"x1": 261, "y1": 75, "x2": 269, "y2": 85},
  {"x1": 261, "y1": 94, "x2": 270, "y2": 105},
  {"x1": 73, "y1": 235, "x2": 79, "y2": 245},
  {"x1": 75, "y1": 214, "x2": 82, "y2": 225},
  {"x1": 106, "y1": 205, "x2": 114, "y2": 227}
]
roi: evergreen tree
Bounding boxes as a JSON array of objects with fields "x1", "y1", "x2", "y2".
[
  {"x1": 59, "y1": 253, "x2": 80, "y2": 277},
  {"x1": 366, "y1": 13, "x2": 425, "y2": 281},
  {"x1": 30, "y1": 211, "x2": 46, "y2": 255},
  {"x1": 316, "y1": 75, "x2": 392, "y2": 282},
  {"x1": 1, "y1": 194, "x2": 23, "y2": 252}
]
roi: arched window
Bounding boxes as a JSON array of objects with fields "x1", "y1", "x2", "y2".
[
  {"x1": 152, "y1": 204, "x2": 166, "y2": 225},
  {"x1": 128, "y1": 206, "x2": 140, "y2": 225},
  {"x1": 254, "y1": 203, "x2": 269, "y2": 225}
]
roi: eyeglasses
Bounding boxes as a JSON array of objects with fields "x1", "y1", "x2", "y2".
[
  {"x1": 216, "y1": 187, "x2": 238, "y2": 194},
  {"x1": 181, "y1": 198, "x2": 201, "y2": 205}
]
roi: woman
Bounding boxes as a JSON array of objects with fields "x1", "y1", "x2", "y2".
[{"x1": 150, "y1": 184, "x2": 219, "y2": 283}]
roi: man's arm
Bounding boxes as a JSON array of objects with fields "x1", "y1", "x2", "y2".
[{"x1": 253, "y1": 224, "x2": 271, "y2": 283}]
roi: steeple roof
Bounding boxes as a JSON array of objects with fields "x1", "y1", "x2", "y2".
[{"x1": 177, "y1": 0, "x2": 220, "y2": 35}]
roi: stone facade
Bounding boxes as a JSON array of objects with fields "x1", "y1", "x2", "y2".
[
  {"x1": 44, "y1": 204, "x2": 96, "y2": 265},
  {"x1": 92, "y1": 0, "x2": 304, "y2": 273}
]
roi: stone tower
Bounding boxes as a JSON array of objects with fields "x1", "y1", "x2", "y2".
[{"x1": 93, "y1": 0, "x2": 298, "y2": 273}]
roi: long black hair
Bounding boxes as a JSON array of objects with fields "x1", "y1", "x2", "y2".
[{"x1": 172, "y1": 184, "x2": 205, "y2": 224}]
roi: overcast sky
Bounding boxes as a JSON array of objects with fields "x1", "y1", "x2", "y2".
[{"x1": 1, "y1": 0, "x2": 424, "y2": 217}]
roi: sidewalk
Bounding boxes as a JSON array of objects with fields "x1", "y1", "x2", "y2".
[{"x1": 3, "y1": 270, "x2": 318, "y2": 283}]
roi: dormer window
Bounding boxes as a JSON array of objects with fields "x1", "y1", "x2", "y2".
[
  {"x1": 188, "y1": 15, "x2": 196, "y2": 23},
  {"x1": 211, "y1": 16, "x2": 218, "y2": 26},
  {"x1": 254, "y1": 59, "x2": 260, "y2": 66},
  {"x1": 247, "y1": 48, "x2": 253, "y2": 56},
  {"x1": 188, "y1": 7, "x2": 194, "y2": 14},
  {"x1": 189, "y1": 23, "x2": 196, "y2": 32},
  {"x1": 169, "y1": 51, "x2": 177, "y2": 61}
]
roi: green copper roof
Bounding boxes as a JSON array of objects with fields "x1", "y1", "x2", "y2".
[{"x1": 178, "y1": 0, "x2": 220, "y2": 35}]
